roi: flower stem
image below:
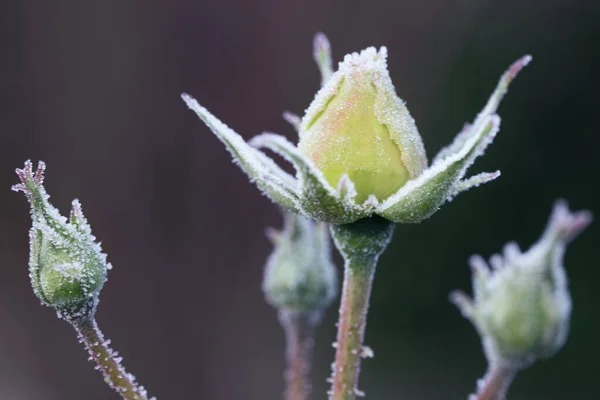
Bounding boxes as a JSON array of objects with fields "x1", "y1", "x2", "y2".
[
  {"x1": 471, "y1": 365, "x2": 516, "y2": 400},
  {"x1": 72, "y1": 316, "x2": 152, "y2": 400},
  {"x1": 328, "y1": 217, "x2": 395, "y2": 400},
  {"x1": 279, "y1": 309, "x2": 321, "y2": 400}
]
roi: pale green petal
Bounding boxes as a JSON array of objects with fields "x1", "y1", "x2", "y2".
[{"x1": 298, "y1": 47, "x2": 426, "y2": 203}]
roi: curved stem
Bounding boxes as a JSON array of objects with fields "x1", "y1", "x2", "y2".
[
  {"x1": 279, "y1": 310, "x2": 321, "y2": 400},
  {"x1": 328, "y1": 217, "x2": 395, "y2": 400},
  {"x1": 471, "y1": 365, "x2": 516, "y2": 400},
  {"x1": 73, "y1": 317, "x2": 152, "y2": 400}
]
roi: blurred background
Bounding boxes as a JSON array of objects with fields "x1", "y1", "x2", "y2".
[{"x1": 1, "y1": 0, "x2": 599, "y2": 399}]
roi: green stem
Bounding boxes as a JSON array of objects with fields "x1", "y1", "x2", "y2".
[
  {"x1": 328, "y1": 217, "x2": 395, "y2": 400},
  {"x1": 73, "y1": 317, "x2": 152, "y2": 400},
  {"x1": 471, "y1": 365, "x2": 516, "y2": 400},
  {"x1": 279, "y1": 310, "x2": 321, "y2": 400}
]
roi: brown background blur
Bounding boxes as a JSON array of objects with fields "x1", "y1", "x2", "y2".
[{"x1": 1, "y1": 0, "x2": 599, "y2": 399}]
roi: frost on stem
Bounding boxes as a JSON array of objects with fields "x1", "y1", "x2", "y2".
[
  {"x1": 328, "y1": 217, "x2": 395, "y2": 400},
  {"x1": 451, "y1": 200, "x2": 592, "y2": 399},
  {"x1": 75, "y1": 318, "x2": 154, "y2": 400}
]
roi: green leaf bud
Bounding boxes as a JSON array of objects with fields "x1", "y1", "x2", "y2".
[
  {"x1": 451, "y1": 200, "x2": 592, "y2": 369},
  {"x1": 13, "y1": 161, "x2": 111, "y2": 321},
  {"x1": 298, "y1": 47, "x2": 427, "y2": 204},
  {"x1": 263, "y1": 211, "x2": 338, "y2": 312}
]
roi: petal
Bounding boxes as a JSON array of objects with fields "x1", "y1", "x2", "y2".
[
  {"x1": 181, "y1": 94, "x2": 300, "y2": 211},
  {"x1": 250, "y1": 133, "x2": 371, "y2": 224},
  {"x1": 376, "y1": 115, "x2": 500, "y2": 222}
]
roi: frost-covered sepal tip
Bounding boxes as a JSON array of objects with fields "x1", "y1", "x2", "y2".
[
  {"x1": 377, "y1": 55, "x2": 532, "y2": 223},
  {"x1": 263, "y1": 211, "x2": 338, "y2": 312},
  {"x1": 182, "y1": 32, "x2": 530, "y2": 224},
  {"x1": 451, "y1": 200, "x2": 592, "y2": 369},
  {"x1": 13, "y1": 161, "x2": 111, "y2": 320}
]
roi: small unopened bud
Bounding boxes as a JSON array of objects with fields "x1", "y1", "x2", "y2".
[
  {"x1": 298, "y1": 47, "x2": 427, "y2": 203},
  {"x1": 451, "y1": 200, "x2": 592, "y2": 369},
  {"x1": 263, "y1": 211, "x2": 338, "y2": 312},
  {"x1": 13, "y1": 161, "x2": 111, "y2": 321}
]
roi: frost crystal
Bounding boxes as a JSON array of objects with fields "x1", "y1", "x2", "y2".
[
  {"x1": 182, "y1": 33, "x2": 530, "y2": 225},
  {"x1": 12, "y1": 160, "x2": 110, "y2": 320}
]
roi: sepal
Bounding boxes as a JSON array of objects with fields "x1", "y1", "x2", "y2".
[
  {"x1": 377, "y1": 55, "x2": 532, "y2": 223},
  {"x1": 181, "y1": 94, "x2": 301, "y2": 211}
]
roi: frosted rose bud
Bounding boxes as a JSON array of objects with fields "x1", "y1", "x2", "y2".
[
  {"x1": 451, "y1": 200, "x2": 592, "y2": 368},
  {"x1": 183, "y1": 33, "x2": 529, "y2": 224},
  {"x1": 263, "y1": 212, "x2": 337, "y2": 312},
  {"x1": 298, "y1": 47, "x2": 427, "y2": 203},
  {"x1": 12, "y1": 161, "x2": 111, "y2": 321}
]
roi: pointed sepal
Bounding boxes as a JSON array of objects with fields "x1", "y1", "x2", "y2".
[
  {"x1": 377, "y1": 55, "x2": 531, "y2": 223},
  {"x1": 181, "y1": 94, "x2": 301, "y2": 211},
  {"x1": 313, "y1": 32, "x2": 334, "y2": 87}
]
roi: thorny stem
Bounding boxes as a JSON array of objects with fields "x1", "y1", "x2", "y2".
[
  {"x1": 329, "y1": 217, "x2": 395, "y2": 400},
  {"x1": 279, "y1": 310, "x2": 321, "y2": 400},
  {"x1": 73, "y1": 317, "x2": 152, "y2": 400},
  {"x1": 470, "y1": 365, "x2": 516, "y2": 400}
]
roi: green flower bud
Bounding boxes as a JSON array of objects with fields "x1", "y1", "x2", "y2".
[
  {"x1": 13, "y1": 161, "x2": 110, "y2": 320},
  {"x1": 263, "y1": 212, "x2": 338, "y2": 312},
  {"x1": 451, "y1": 200, "x2": 592, "y2": 369},
  {"x1": 298, "y1": 47, "x2": 427, "y2": 203}
]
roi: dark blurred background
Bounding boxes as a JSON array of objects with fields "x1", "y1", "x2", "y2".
[{"x1": 1, "y1": 0, "x2": 599, "y2": 399}]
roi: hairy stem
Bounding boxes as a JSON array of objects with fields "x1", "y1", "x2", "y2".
[
  {"x1": 280, "y1": 310, "x2": 321, "y2": 400},
  {"x1": 471, "y1": 365, "x2": 516, "y2": 400},
  {"x1": 73, "y1": 317, "x2": 151, "y2": 400},
  {"x1": 329, "y1": 217, "x2": 395, "y2": 400}
]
